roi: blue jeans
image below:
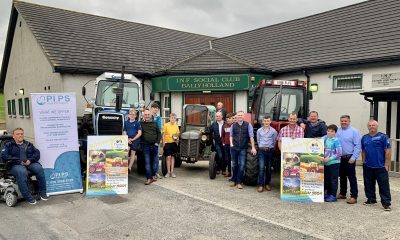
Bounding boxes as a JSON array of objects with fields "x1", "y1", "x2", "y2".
[
  {"x1": 10, "y1": 162, "x2": 47, "y2": 202},
  {"x1": 363, "y1": 165, "x2": 391, "y2": 206},
  {"x1": 258, "y1": 149, "x2": 273, "y2": 186},
  {"x1": 324, "y1": 163, "x2": 340, "y2": 196},
  {"x1": 223, "y1": 145, "x2": 232, "y2": 174},
  {"x1": 339, "y1": 155, "x2": 358, "y2": 198},
  {"x1": 230, "y1": 147, "x2": 246, "y2": 184},
  {"x1": 143, "y1": 144, "x2": 159, "y2": 179},
  {"x1": 215, "y1": 143, "x2": 224, "y2": 171}
]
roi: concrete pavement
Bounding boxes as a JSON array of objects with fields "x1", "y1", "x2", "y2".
[{"x1": 0, "y1": 163, "x2": 398, "y2": 240}]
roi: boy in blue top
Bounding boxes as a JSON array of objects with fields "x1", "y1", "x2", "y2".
[
  {"x1": 361, "y1": 120, "x2": 391, "y2": 211},
  {"x1": 123, "y1": 109, "x2": 142, "y2": 172},
  {"x1": 320, "y1": 124, "x2": 342, "y2": 202}
]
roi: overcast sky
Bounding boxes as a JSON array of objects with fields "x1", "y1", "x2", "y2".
[{"x1": 0, "y1": 0, "x2": 365, "y2": 65}]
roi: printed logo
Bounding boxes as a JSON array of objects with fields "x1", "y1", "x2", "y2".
[
  {"x1": 112, "y1": 136, "x2": 127, "y2": 149},
  {"x1": 307, "y1": 140, "x2": 323, "y2": 154},
  {"x1": 36, "y1": 95, "x2": 71, "y2": 105}
]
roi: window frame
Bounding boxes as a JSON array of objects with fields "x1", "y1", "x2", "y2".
[
  {"x1": 24, "y1": 97, "x2": 30, "y2": 117},
  {"x1": 332, "y1": 74, "x2": 363, "y2": 91}
]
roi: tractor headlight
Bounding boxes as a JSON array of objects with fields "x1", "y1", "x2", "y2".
[{"x1": 201, "y1": 135, "x2": 207, "y2": 142}]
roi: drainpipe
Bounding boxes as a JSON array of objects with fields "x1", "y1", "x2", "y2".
[
  {"x1": 303, "y1": 69, "x2": 310, "y2": 118},
  {"x1": 364, "y1": 96, "x2": 374, "y2": 119}
]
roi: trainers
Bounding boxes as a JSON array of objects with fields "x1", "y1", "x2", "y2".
[
  {"x1": 236, "y1": 184, "x2": 243, "y2": 189},
  {"x1": 229, "y1": 181, "x2": 236, "y2": 187},
  {"x1": 156, "y1": 173, "x2": 162, "y2": 179},
  {"x1": 325, "y1": 195, "x2": 337, "y2": 202},
  {"x1": 383, "y1": 204, "x2": 391, "y2": 211},
  {"x1": 164, "y1": 173, "x2": 170, "y2": 178},
  {"x1": 171, "y1": 172, "x2": 176, "y2": 178},
  {"x1": 40, "y1": 194, "x2": 49, "y2": 201},
  {"x1": 346, "y1": 197, "x2": 357, "y2": 204},
  {"x1": 363, "y1": 199, "x2": 377, "y2": 205},
  {"x1": 337, "y1": 194, "x2": 347, "y2": 199},
  {"x1": 28, "y1": 199, "x2": 37, "y2": 205}
]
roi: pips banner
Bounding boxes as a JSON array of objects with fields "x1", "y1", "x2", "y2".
[
  {"x1": 86, "y1": 135, "x2": 129, "y2": 196},
  {"x1": 31, "y1": 93, "x2": 83, "y2": 195},
  {"x1": 280, "y1": 137, "x2": 324, "y2": 202}
]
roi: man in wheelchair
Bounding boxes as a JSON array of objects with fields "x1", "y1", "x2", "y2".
[{"x1": 1, "y1": 128, "x2": 48, "y2": 205}]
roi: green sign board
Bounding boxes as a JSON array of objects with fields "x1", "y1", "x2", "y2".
[{"x1": 151, "y1": 74, "x2": 271, "y2": 92}]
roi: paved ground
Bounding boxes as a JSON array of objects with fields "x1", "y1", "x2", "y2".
[{"x1": 0, "y1": 162, "x2": 399, "y2": 240}]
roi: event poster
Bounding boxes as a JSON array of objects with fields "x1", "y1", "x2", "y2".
[
  {"x1": 86, "y1": 135, "x2": 129, "y2": 196},
  {"x1": 31, "y1": 93, "x2": 83, "y2": 195},
  {"x1": 280, "y1": 137, "x2": 324, "y2": 202}
]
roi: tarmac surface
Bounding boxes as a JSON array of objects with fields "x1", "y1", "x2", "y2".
[{"x1": 0, "y1": 162, "x2": 399, "y2": 240}]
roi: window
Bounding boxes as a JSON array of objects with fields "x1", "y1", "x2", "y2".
[
  {"x1": 18, "y1": 98, "x2": 23, "y2": 117},
  {"x1": 11, "y1": 99, "x2": 16, "y2": 116},
  {"x1": 7, "y1": 100, "x2": 11, "y2": 116},
  {"x1": 24, "y1": 97, "x2": 30, "y2": 116},
  {"x1": 333, "y1": 74, "x2": 362, "y2": 90}
]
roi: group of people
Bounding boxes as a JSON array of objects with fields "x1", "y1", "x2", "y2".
[
  {"x1": 0, "y1": 101, "x2": 392, "y2": 211},
  {"x1": 210, "y1": 107, "x2": 392, "y2": 211},
  {"x1": 123, "y1": 103, "x2": 180, "y2": 185}
]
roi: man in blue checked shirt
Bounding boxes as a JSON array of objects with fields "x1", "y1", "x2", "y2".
[
  {"x1": 256, "y1": 115, "x2": 277, "y2": 193},
  {"x1": 336, "y1": 115, "x2": 361, "y2": 204}
]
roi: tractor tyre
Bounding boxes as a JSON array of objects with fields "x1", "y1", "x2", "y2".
[
  {"x1": 174, "y1": 155, "x2": 182, "y2": 168},
  {"x1": 161, "y1": 156, "x2": 168, "y2": 176},
  {"x1": 244, "y1": 151, "x2": 258, "y2": 186},
  {"x1": 136, "y1": 151, "x2": 145, "y2": 175},
  {"x1": 209, "y1": 152, "x2": 217, "y2": 179}
]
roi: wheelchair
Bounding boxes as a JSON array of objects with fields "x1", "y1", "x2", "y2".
[{"x1": 0, "y1": 159, "x2": 39, "y2": 207}]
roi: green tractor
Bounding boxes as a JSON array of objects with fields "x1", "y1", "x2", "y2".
[{"x1": 161, "y1": 104, "x2": 218, "y2": 179}]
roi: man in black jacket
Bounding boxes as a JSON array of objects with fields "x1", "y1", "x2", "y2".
[
  {"x1": 1, "y1": 128, "x2": 48, "y2": 204},
  {"x1": 210, "y1": 112, "x2": 225, "y2": 174},
  {"x1": 141, "y1": 110, "x2": 162, "y2": 185},
  {"x1": 298, "y1": 111, "x2": 327, "y2": 138}
]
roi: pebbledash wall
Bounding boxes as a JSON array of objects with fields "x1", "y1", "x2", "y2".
[{"x1": 275, "y1": 65, "x2": 399, "y2": 137}]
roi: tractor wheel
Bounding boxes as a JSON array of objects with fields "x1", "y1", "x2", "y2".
[
  {"x1": 161, "y1": 156, "x2": 168, "y2": 176},
  {"x1": 136, "y1": 151, "x2": 145, "y2": 175},
  {"x1": 209, "y1": 152, "x2": 217, "y2": 179},
  {"x1": 174, "y1": 154, "x2": 182, "y2": 168},
  {"x1": 244, "y1": 150, "x2": 258, "y2": 186},
  {"x1": 5, "y1": 191, "x2": 17, "y2": 207}
]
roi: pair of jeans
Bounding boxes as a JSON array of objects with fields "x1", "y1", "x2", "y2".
[
  {"x1": 339, "y1": 155, "x2": 358, "y2": 198},
  {"x1": 230, "y1": 147, "x2": 246, "y2": 184},
  {"x1": 363, "y1": 165, "x2": 391, "y2": 205},
  {"x1": 143, "y1": 144, "x2": 159, "y2": 179},
  {"x1": 223, "y1": 145, "x2": 232, "y2": 174},
  {"x1": 258, "y1": 149, "x2": 273, "y2": 186},
  {"x1": 10, "y1": 162, "x2": 47, "y2": 202},
  {"x1": 324, "y1": 163, "x2": 340, "y2": 196},
  {"x1": 215, "y1": 143, "x2": 224, "y2": 171}
]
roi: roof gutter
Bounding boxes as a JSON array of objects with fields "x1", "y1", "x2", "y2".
[
  {"x1": 303, "y1": 69, "x2": 310, "y2": 116},
  {"x1": 363, "y1": 96, "x2": 375, "y2": 119}
]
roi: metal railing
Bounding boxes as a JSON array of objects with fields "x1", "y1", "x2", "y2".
[{"x1": 389, "y1": 139, "x2": 400, "y2": 177}]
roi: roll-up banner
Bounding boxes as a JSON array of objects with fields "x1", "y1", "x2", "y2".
[{"x1": 31, "y1": 93, "x2": 83, "y2": 195}]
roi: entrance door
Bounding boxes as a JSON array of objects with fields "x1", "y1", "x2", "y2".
[{"x1": 184, "y1": 93, "x2": 233, "y2": 113}]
